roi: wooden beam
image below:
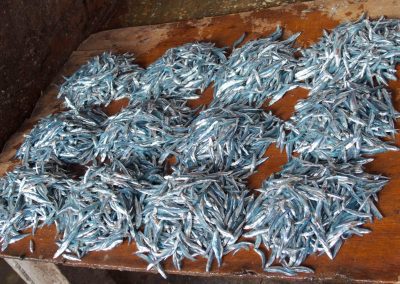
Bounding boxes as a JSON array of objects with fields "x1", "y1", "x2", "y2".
[{"x1": 5, "y1": 259, "x2": 69, "y2": 284}]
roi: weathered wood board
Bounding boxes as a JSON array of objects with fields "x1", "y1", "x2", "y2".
[{"x1": 1, "y1": 0, "x2": 399, "y2": 282}]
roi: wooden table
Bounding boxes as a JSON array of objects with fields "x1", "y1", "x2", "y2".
[{"x1": 1, "y1": 0, "x2": 399, "y2": 282}]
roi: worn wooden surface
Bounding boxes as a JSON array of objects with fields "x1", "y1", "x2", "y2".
[
  {"x1": 0, "y1": 0, "x2": 400, "y2": 282},
  {"x1": 5, "y1": 259, "x2": 70, "y2": 284}
]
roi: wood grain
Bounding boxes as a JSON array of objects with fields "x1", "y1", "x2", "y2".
[{"x1": 1, "y1": 0, "x2": 399, "y2": 282}]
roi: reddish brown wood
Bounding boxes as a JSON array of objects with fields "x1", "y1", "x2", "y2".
[{"x1": 0, "y1": 0, "x2": 399, "y2": 282}]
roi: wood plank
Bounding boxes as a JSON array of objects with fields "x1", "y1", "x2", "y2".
[
  {"x1": 5, "y1": 259, "x2": 69, "y2": 284},
  {"x1": 1, "y1": 0, "x2": 400, "y2": 282}
]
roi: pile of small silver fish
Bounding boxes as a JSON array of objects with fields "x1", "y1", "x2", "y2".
[
  {"x1": 17, "y1": 109, "x2": 107, "y2": 166},
  {"x1": 296, "y1": 16, "x2": 400, "y2": 90},
  {"x1": 53, "y1": 165, "x2": 143, "y2": 260},
  {"x1": 0, "y1": 15, "x2": 399, "y2": 278},
  {"x1": 0, "y1": 164, "x2": 72, "y2": 251},
  {"x1": 0, "y1": 163, "x2": 146, "y2": 261},
  {"x1": 212, "y1": 27, "x2": 300, "y2": 107},
  {"x1": 96, "y1": 97, "x2": 195, "y2": 167},
  {"x1": 281, "y1": 84, "x2": 399, "y2": 161},
  {"x1": 138, "y1": 42, "x2": 226, "y2": 100},
  {"x1": 174, "y1": 106, "x2": 281, "y2": 178},
  {"x1": 58, "y1": 53, "x2": 144, "y2": 109},
  {"x1": 244, "y1": 158, "x2": 388, "y2": 276},
  {"x1": 136, "y1": 174, "x2": 251, "y2": 278}
]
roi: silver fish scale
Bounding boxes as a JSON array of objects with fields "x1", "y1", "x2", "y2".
[
  {"x1": 138, "y1": 42, "x2": 226, "y2": 100},
  {"x1": 136, "y1": 174, "x2": 251, "y2": 276},
  {"x1": 59, "y1": 52, "x2": 144, "y2": 109},
  {"x1": 17, "y1": 109, "x2": 107, "y2": 167},
  {"x1": 97, "y1": 97, "x2": 195, "y2": 166},
  {"x1": 245, "y1": 158, "x2": 388, "y2": 275},
  {"x1": 174, "y1": 106, "x2": 282, "y2": 178},
  {"x1": 212, "y1": 26, "x2": 300, "y2": 107},
  {"x1": 281, "y1": 84, "x2": 399, "y2": 162},
  {"x1": 296, "y1": 16, "x2": 400, "y2": 90}
]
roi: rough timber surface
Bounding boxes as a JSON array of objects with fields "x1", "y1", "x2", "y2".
[{"x1": 1, "y1": 0, "x2": 400, "y2": 282}]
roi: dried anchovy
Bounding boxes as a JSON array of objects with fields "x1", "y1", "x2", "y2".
[
  {"x1": 174, "y1": 106, "x2": 282, "y2": 178},
  {"x1": 53, "y1": 165, "x2": 142, "y2": 259},
  {"x1": 96, "y1": 98, "x2": 195, "y2": 166},
  {"x1": 59, "y1": 52, "x2": 143, "y2": 109},
  {"x1": 212, "y1": 27, "x2": 300, "y2": 107},
  {"x1": 29, "y1": 239, "x2": 35, "y2": 253},
  {"x1": 281, "y1": 84, "x2": 399, "y2": 162},
  {"x1": 296, "y1": 16, "x2": 400, "y2": 90},
  {"x1": 138, "y1": 42, "x2": 226, "y2": 100},
  {"x1": 17, "y1": 109, "x2": 107, "y2": 166},
  {"x1": 136, "y1": 174, "x2": 251, "y2": 277},
  {"x1": 245, "y1": 158, "x2": 388, "y2": 275},
  {"x1": 0, "y1": 164, "x2": 72, "y2": 251}
]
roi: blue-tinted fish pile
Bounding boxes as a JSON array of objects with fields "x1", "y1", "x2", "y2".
[
  {"x1": 0, "y1": 16, "x2": 399, "y2": 278},
  {"x1": 295, "y1": 17, "x2": 400, "y2": 90},
  {"x1": 212, "y1": 27, "x2": 300, "y2": 107},
  {"x1": 58, "y1": 53, "x2": 144, "y2": 110},
  {"x1": 283, "y1": 85, "x2": 399, "y2": 161},
  {"x1": 173, "y1": 106, "x2": 282, "y2": 178},
  {"x1": 138, "y1": 42, "x2": 226, "y2": 100},
  {"x1": 136, "y1": 174, "x2": 251, "y2": 277},
  {"x1": 17, "y1": 109, "x2": 107, "y2": 166},
  {"x1": 96, "y1": 98, "x2": 195, "y2": 167}
]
